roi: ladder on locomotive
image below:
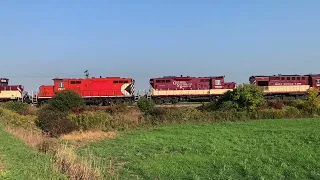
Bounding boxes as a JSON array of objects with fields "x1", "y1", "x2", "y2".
[{"x1": 31, "y1": 91, "x2": 38, "y2": 105}]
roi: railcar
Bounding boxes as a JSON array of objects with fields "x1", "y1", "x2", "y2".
[
  {"x1": 249, "y1": 74, "x2": 320, "y2": 100},
  {"x1": 37, "y1": 76, "x2": 135, "y2": 105},
  {"x1": 149, "y1": 75, "x2": 236, "y2": 104},
  {"x1": 0, "y1": 78, "x2": 28, "y2": 102}
]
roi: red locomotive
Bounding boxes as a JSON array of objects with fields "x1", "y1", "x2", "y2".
[
  {"x1": 250, "y1": 74, "x2": 320, "y2": 100},
  {"x1": 37, "y1": 76, "x2": 135, "y2": 105},
  {"x1": 149, "y1": 75, "x2": 236, "y2": 103}
]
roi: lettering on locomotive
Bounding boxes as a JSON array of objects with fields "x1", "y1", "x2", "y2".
[
  {"x1": 173, "y1": 81, "x2": 192, "y2": 89},
  {"x1": 274, "y1": 83, "x2": 302, "y2": 86}
]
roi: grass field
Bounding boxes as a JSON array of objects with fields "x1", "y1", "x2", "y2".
[
  {"x1": 78, "y1": 119, "x2": 320, "y2": 179},
  {"x1": 0, "y1": 124, "x2": 66, "y2": 180}
]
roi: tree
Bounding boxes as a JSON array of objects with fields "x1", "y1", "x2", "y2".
[{"x1": 217, "y1": 84, "x2": 264, "y2": 111}]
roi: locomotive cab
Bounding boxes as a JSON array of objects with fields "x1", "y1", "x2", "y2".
[{"x1": 0, "y1": 78, "x2": 9, "y2": 86}]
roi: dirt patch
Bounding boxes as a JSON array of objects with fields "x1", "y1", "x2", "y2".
[
  {"x1": 60, "y1": 131, "x2": 117, "y2": 142},
  {"x1": 5, "y1": 127, "x2": 44, "y2": 147}
]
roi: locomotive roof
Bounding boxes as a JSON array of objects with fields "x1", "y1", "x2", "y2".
[
  {"x1": 53, "y1": 77, "x2": 131, "y2": 80},
  {"x1": 251, "y1": 74, "x2": 308, "y2": 77},
  {"x1": 153, "y1": 75, "x2": 225, "y2": 79},
  {"x1": 251, "y1": 74, "x2": 320, "y2": 78}
]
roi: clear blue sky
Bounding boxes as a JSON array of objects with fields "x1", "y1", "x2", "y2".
[{"x1": 1, "y1": 0, "x2": 320, "y2": 93}]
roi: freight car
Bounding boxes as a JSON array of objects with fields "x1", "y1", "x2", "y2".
[
  {"x1": 37, "y1": 76, "x2": 135, "y2": 105},
  {"x1": 0, "y1": 78, "x2": 28, "y2": 102},
  {"x1": 148, "y1": 75, "x2": 236, "y2": 104},
  {"x1": 249, "y1": 74, "x2": 320, "y2": 100}
]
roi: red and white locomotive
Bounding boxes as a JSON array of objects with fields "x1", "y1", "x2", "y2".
[
  {"x1": 149, "y1": 75, "x2": 236, "y2": 103},
  {"x1": 249, "y1": 74, "x2": 320, "y2": 100},
  {"x1": 0, "y1": 78, "x2": 27, "y2": 102}
]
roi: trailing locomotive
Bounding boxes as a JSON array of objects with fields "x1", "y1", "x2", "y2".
[
  {"x1": 0, "y1": 78, "x2": 28, "y2": 102},
  {"x1": 37, "y1": 76, "x2": 135, "y2": 105},
  {"x1": 249, "y1": 74, "x2": 320, "y2": 100},
  {"x1": 149, "y1": 75, "x2": 236, "y2": 104}
]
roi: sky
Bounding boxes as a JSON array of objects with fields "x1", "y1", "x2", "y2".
[{"x1": 1, "y1": 0, "x2": 320, "y2": 93}]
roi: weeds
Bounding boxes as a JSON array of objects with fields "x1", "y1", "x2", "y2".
[
  {"x1": 52, "y1": 144, "x2": 102, "y2": 180},
  {"x1": 60, "y1": 131, "x2": 116, "y2": 142}
]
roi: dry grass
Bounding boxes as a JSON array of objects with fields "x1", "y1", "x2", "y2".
[
  {"x1": 60, "y1": 131, "x2": 117, "y2": 142},
  {"x1": 0, "y1": 154, "x2": 5, "y2": 173},
  {"x1": 5, "y1": 126, "x2": 45, "y2": 147},
  {"x1": 52, "y1": 145, "x2": 102, "y2": 180}
]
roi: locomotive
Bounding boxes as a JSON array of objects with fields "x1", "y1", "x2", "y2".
[
  {"x1": 0, "y1": 78, "x2": 28, "y2": 102},
  {"x1": 250, "y1": 74, "x2": 320, "y2": 100},
  {"x1": 148, "y1": 75, "x2": 236, "y2": 103},
  {"x1": 37, "y1": 76, "x2": 135, "y2": 105}
]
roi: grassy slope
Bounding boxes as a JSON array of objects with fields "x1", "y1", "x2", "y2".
[
  {"x1": 79, "y1": 119, "x2": 320, "y2": 180},
  {"x1": 0, "y1": 125, "x2": 66, "y2": 180}
]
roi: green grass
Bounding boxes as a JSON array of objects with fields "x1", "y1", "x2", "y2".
[
  {"x1": 78, "y1": 119, "x2": 320, "y2": 180},
  {"x1": 0, "y1": 124, "x2": 67, "y2": 180}
]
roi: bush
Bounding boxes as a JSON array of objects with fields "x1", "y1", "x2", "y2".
[
  {"x1": 105, "y1": 103, "x2": 129, "y2": 115},
  {"x1": 214, "y1": 84, "x2": 265, "y2": 111},
  {"x1": 37, "y1": 106, "x2": 78, "y2": 137},
  {"x1": 137, "y1": 97, "x2": 155, "y2": 114},
  {"x1": 0, "y1": 107, "x2": 37, "y2": 127},
  {"x1": 48, "y1": 90, "x2": 85, "y2": 112},
  {"x1": 68, "y1": 110, "x2": 140, "y2": 131},
  {"x1": 1, "y1": 101, "x2": 30, "y2": 115},
  {"x1": 267, "y1": 100, "x2": 285, "y2": 110},
  {"x1": 284, "y1": 106, "x2": 302, "y2": 118}
]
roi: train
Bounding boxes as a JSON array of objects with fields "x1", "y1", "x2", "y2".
[{"x1": 1, "y1": 73, "x2": 320, "y2": 105}]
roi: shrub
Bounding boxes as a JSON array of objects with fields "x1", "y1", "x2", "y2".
[
  {"x1": 105, "y1": 103, "x2": 129, "y2": 115},
  {"x1": 48, "y1": 90, "x2": 85, "y2": 112},
  {"x1": 137, "y1": 97, "x2": 155, "y2": 114},
  {"x1": 37, "y1": 106, "x2": 78, "y2": 137},
  {"x1": 68, "y1": 111, "x2": 113, "y2": 131},
  {"x1": 1, "y1": 101, "x2": 30, "y2": 115},
  {"x1": 216, "y1": 84, "x2": 265, "y2": 111},
  {"x1": 0, "y1": 107, "x2": 36, "y2": 127},
  {"x1": 267, "y1": 100, "x2": 285, "y2": 110},
  {"x1": 284, "y1": 106, "x2": 302, "y2": 118},
  {"x1": 68, "y1": 110, "x2": 141, "y2": 131}
]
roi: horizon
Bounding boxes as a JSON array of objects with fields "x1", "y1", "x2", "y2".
[{"x1": 1, "y1": 1, "x2": 320, "y2": 92}]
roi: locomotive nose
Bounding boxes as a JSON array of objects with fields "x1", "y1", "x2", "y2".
[{"x1": 125, "y1": 83, "x2": 134, "y2": 95}]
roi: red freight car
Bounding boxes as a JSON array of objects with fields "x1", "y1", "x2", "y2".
[
  {"x1": 38, "y1": 76, "x2": 135, "y2": 105},
  {"x1": 249, "y1": 74, "x2": 320, "y2": 100},
  {"x1": 149, "y1": 75, "x2": 236, "y2": 103}
]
